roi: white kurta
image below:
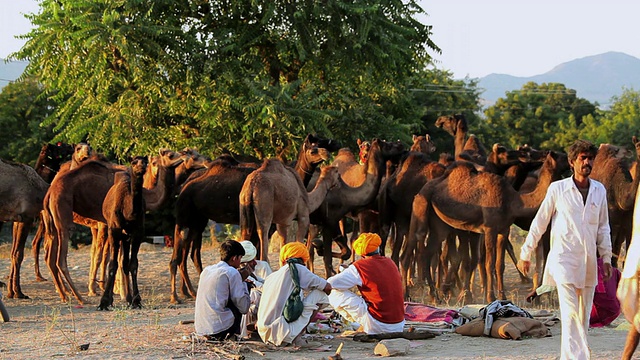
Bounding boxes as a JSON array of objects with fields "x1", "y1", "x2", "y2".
[
  {"x1": 618, "y1": 186, "x2": 640, "y2": 331},
  {"x1": 520, "y1": 177, "x2": 612, "y2": 360},
  {"x1": 327, "y1": 265, "x2": 404, "y2": 334},
  {"x1": 194, "y1": 261, "x2": 250, "y2": 336},
  {"x1": 257, "y1": 263, "x2": 329, "y2": 346},
  {"x1": 520, "y1": 177, "x2": 612, "y2": 288},
  {"x1": 239, "y1": 260, "x2": 273, "y2": 339}
]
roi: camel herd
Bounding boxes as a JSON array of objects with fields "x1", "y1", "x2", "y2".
[{"x1": 1, "y1": 116, "x2": 640, "y2": 310}]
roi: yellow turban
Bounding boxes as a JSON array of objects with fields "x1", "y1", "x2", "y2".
[
  {"x1": 280, "y1": 242, "x2": 310, "y2": 265},
  {"x1": 353, "y1": 233, "x2": 381, "y2": 256}
]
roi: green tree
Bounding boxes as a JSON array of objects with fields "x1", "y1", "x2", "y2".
[
  {"x1": 0, "y1": 76, "x2": 57, "y2": 166},
  {"x1": 14, "y1": 0, "x2": 440, "y2": 161},
  {"x1": 479, "y1": 82, "x2": 597, "y2": 151},
  {"x1": 409, "y1": 69, "x2": 482, "y2": 157},
  {"x1": 580, "y1": 88, "x2": 640, "y2": 147}
]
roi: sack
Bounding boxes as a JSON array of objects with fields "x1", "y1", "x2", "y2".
[{"x1": 283, "y1": 259, "x2": 304, "y2": 323}]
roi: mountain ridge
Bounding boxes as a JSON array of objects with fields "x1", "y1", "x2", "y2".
[{"x1": 478, "y1": 51, "x2": 640, "y2": 107}]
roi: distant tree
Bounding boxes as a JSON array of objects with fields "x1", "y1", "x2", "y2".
[
  {"x1": 579, "y1": 88, "x2": 640, "y2": 147},
  {"x1": 409, "y1": 69, "x2": 482, "y2": 157},
  {"x1": 0, "y1": 76, "x2": 56, "y2": 165},
  {"x1": 14, "y1": 0, "x2": 440, "y2": 161},
  {"x1": 478, "y1": 82, "x2": 597, "y2": 150}
]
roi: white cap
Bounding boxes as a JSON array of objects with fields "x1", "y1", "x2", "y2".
[{"x1": 239, "y1": 241, "x2": 257, "y2": 262}]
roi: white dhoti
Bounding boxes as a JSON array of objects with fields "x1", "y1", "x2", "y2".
[
  {"x1": 328, "y1": 289, "x2": 404, "y2": 335},
  {"x1": 239, "y1": 290, "x2": 262, "y2": 339},
  {"x1": 258, "y1": 289, "x2": 329, "y2": 346},
  {"x1": 556, "y1": 284, "x2": 595, "y2": 360}
]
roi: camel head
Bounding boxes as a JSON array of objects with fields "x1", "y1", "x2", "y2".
[
  {"x1": 72, "y1": 142, "x2": 93, "y2": 163},
  {"x1": 517, "y1": 144, "x2": 549, "y2": 162},
  {"x1": 130, "y1": 155, "x2": 149, "y2": 177},
  {"x1": 411, "y1": 134, "x2": 436, "y2": 154},
  {"x1": 158, "y1": 148, "x2": 185, "y2": 168},
  {"x1": 435, "y1": 114, "x2": 467, "y2": 136},
  {"x1": 307, "y1": 134, "x2": 342, "y2": 153},
  {"x1": 42, "y1": 142, "x2": 74, "y2": 162},
  {"x1": 373, "y1": 138, "x2": 405, "y2": 161},
  {"x1": 317, "y1": 165, "x2": 341, "y2": 190},
  {"x1": 438, "y1": 152, "x2": 454, "y2": 166},
  {"x1": 179, "y1": 148, "x2": 210, "y2": 170},
  {"x1": 489, "y1": 143, "x2": 529, "y2": 167},
  {"x1": 302, "y1": 137, "x2": 331, "y2": 165}
]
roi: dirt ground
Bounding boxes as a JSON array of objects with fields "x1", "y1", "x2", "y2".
[{"x1": 0, "y1": 241, "x2": 636, "y2": 360}]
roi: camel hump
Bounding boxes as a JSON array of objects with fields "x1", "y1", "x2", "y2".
[{"x1": 260, "y1": 158, "x2": 286, "y2": 171}]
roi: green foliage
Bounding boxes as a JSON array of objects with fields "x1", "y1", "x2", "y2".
[
  {"x1": 580, "y1": 88, "x2": 640, "y2": 147},
  {"x1": 13, "y1": 0, "x2": 441, "y2": 161},
  {"x1": 478, "y1": 82, "x2": 598, "y2": 151},
  {"x1": 0, "y1": 76, "x2": 57, "y2": 166}
]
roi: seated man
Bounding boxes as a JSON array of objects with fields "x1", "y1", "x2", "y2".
[
  {"x1": 257, "y1": 242, "x2": 332, "y2": 346},
  {"x1": 327, "y1": 233, "x2": 405, "y2": 334},
  {"x1": 194, "y1": 239, "x2": 254, "y2": 340},
  {"x1": 238, "y1": 240, "x2": 273, "y2": 339}
]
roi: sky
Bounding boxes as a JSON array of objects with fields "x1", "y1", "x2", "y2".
[{"x1": 2, "y1": 1, "x2": 640, "y2": 79}]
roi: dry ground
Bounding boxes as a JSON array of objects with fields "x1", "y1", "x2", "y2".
[{"x1": 0, "y1": 240, "x2": 636, "y2": 360}]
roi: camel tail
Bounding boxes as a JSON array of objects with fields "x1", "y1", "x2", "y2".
[{"x1": 239, "y1": 180, "x2": 256, "y2": 242}]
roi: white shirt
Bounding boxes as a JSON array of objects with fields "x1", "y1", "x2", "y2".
[
  {"x1": 194, "y1": 261, "x2": 251, "y2": 336},
  {"x1": 520, "y1": 177, "x2": 612, "y2": 288},
  {"x1": 257, "y1": 263, "x2": 328, "y2": 333},
  {"x1": 622, "y1": 187, "x2": 640, "y2": 278}
]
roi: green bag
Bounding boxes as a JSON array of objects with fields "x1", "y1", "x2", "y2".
[{"x1": 283, "y1": 259, "x2": 304, "y2": 323}]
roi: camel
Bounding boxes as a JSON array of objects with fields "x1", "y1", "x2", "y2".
[
  {"x1": 308, "y1": 138, "x2": 405, "y2": 277},
  {"x1": 401, "y1": 150, "x2": 569, "y2": 303},
  {"x1": 378, "y1": 137, "x2": 444, "y2": 264},
  {"x1": 42, "y1": 149, "x2": 183, "y2": 304},
  {"x1": 591, "y1": 137, "x2": 640, "y2": 268},
  {"x1": 34, "y1": 142, "x2": 75, "y2": 183},
  {"x1": 240, "y1": 162, "x2": 340, "y2": 261},
  {"x1": 0, "y1": 159, "x2": 49, "y2": 299},
  {"x1": 435, "y1": 114, "x2": 468, "y2": 159},
  {"x1": 99, "y1": 156, "x2": 148, "y2": 310},
  {"x1": 169, "y1": 134, "x2": 337, "y2": 303}
]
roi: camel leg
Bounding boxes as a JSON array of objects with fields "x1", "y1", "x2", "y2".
[
  {"x1": 32, "y1": 216, "x2": 47, "y2": 282},
  {"x1": 8, "y1": 220, "x2": 33, "y2": 299},
  {"x1": 495, "y1": 232, "x2": 508, "y2": 301},
  {"x1": 88, "y1": 226, "x2": 102, "y2": 296},
  {"x1": 120, "y1": 239, "x2": 132, "y2": 306},
  {"x1": 99, "y1": 229, "x2": 111, "y2": 291},
  {"x1": 54, "y1": 226, "x2": 84, "y2": 305},
  {"x1": 181, "y1": 228, "x2": 200, "y2": 299},
  {"x1": 169, "y1": 225, "x2": 186, "y2": 304},
  {"x1": 505, "y1": 239, "x2": 529, "y2": 283},
  {"x1": 129, "y1": 233, "x2": 143, "y2": 309},
  {"x1": 390, "y1": 223, "x2": 405, "y2": 266},
  {"x1": 622, "y1": 328, "x2": 640, "y2": 360},
  {"x1": 99, "y1": 228, "x2": 121, "y2": 310},
  {"x1": 483, "y1": 230, "x2": 498, "y2": 303},
  {"x1": 306, "y1": 225, "x2": 319, "y2": 273},
  {"x1": 401, "y1": 195, "x2": 430, "y2": 299},
  {"x1": 46, "y1": 229, "x2": 68, "y2": 302}
]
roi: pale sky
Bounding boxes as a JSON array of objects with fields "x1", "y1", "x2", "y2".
[{"x1": 3, "y1": 1, "x2": 640, "y2": 79}]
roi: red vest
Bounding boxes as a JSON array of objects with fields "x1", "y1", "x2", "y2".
[{"x1": 353, "y1": 255, "x2": 405, "y2": 324}]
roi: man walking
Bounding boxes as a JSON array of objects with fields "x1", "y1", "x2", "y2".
[{"x1": 519, "y1": 139, "x2": 612, "y2": 360}]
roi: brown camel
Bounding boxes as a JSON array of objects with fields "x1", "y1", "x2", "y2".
[
  {"x1": 401, "y1": 151, "x2": 569, "y2": 303},
  {"x1": 378, "y1": 137, "x2": 444, "y2": 264},
  {"x1": 308, "y1": 138, "x2": 405, "y2": 277},
  {"x1": 34, "y1": 142, "x2": 75, "y2": 183},
  {"x1": 42, "y1": 149, "x2": 183, "y2": 304},
  {"x1": 99, "y1": 156, "x2": 148, "y2": 310},
  {"x1": 435, "y1": 114, "x2": 468, "y2": 159},
  {"x1": 0, "y1": 159, "x2": 49, "y2": 299},
  {"x1": 591, "y1": 137, "x2": 640, "y2": 268},
  {"x1": 240, "y1": 162, "x2": 340, "y2": 261},
  {"x1": 169, "y1": 134, "x2": 336, "y2": 303}
]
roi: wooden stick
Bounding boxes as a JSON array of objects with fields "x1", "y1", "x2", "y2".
[
  {"x1": 179, "y1": 319, "x2": 195, "y2": 325},
  {"x1": 335, "y1": 342, "x2": 344, "y2": 355},
  {"x1": 353, "y1": 330, "x2": 437, "y2": 342}
]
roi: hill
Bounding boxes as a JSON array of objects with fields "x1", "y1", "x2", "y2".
[
  {"x1": 0, "y1": 58, "x2": 28, "y2": 89},
  {"x1": 478, "y1": 52, "x2": 640, "y2": 107}
]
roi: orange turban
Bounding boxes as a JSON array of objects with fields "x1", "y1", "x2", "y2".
[
  {"x1": 353, "y1": 233, "x2": 381, "y2": 256},
  {"x1": 279, "y1": 242, "x2": 310, "y2": 265}
]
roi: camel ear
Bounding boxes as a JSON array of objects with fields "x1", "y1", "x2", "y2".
[
  {"x1": 633, "y1": 136, "x2": 638, "y2": 145},
  {"x1": 492, "y1": 143, "x2": 499, "y2": 152},
  {"x1": 412, "y1": 135, "x2": 417, "y2": 141},
  {"x1": 357, "y1": 138, "x2": 362, "y2": 146}
]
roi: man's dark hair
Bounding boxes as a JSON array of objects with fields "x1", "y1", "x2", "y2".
[
  {"x1": 567, "y1": 139, "x2": 598, "y2": 162},
  {"x1": 219, "y1": 240, "x2": 245, "y2": 262}
]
